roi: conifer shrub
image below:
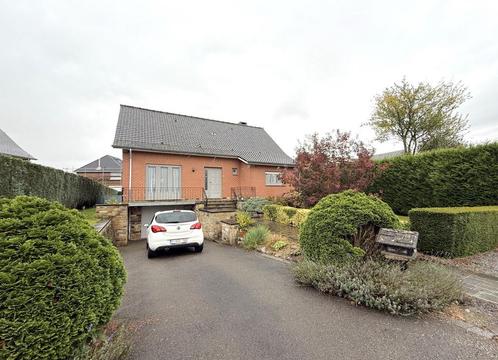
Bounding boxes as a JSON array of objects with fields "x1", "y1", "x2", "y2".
[
  {"x1": 0, "y1": 196, "x2": 126, "y2": 360},
  {"x1": 409, "y1": 206, "x2": 498, "y2": 257},
  {"x1": 240, "y1": 197, "x2": 271, "y2": 213},
  {"x1": 299, "y1": 190, "x2": 399, "y2": 262},
  {"x1": 368, "y1": 143, "x2": 498, "y2": 215}
]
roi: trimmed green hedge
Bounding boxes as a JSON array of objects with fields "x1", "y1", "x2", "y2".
[
  {"x1": 0, "y1": 154, "x2": 115, "y2": 208},
  {"x1": 409, "y1": 206, "x2": 498, "y2": 258},
  {"x1": 262, "y1": 204, "x2": 310, "y2": 227},
  {"x1": 368, "y1": 143, "x2": 498, "y2": 215},
  {"x1": 0, "y1": 196, "x2": 126, "y2": 359}
]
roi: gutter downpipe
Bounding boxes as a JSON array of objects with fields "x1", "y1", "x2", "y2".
[{"x1": 127, "y1": 149, "x2": 132, "y2": 241}]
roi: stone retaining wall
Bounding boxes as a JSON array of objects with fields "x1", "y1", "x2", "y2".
[
  {"x1": 129, "y1": 207, "x2": 142, "y2": 241},
  {"x1": 196, "y1": 210, "x2": 237, "y2": 241},
  {"x1": 96, "y1": 204, "x2": 128, "y2": 246},
  {"x1": 221, "y1": 220, "x2": 239, "y2": 245}
]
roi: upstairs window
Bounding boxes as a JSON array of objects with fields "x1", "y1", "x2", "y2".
[{"x1": 265, "y1": 172, "x2": 282, "y2": 186}]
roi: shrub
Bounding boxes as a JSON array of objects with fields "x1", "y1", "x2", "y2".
[
  {"x1": 235, "y1": 211, "x2": 255, "y2": 231},
  {"x1": 368, "y1": 143, "x2": 498, "y2": 215},
  {"x1": 243, "y1": 225, "x2": 270, "y2": 249},
  {"x1": 262, "y1": 204, "x2": 279, "y2": 221},
  {"x1": 0, "y1": 154, "x2": 115, "y2": 208},
  {"x1": 281, "y1": 131, "x2": 378, "y2": 207},
  {"x1": 409, "y1": 206, "x2": 498, "y2": 258},
  {"x1": 293, "y1": 259, "x2": 462, "y2": 316},
  {"x1": 262, "y1": 204, "x2": 311, "y2": 228},
  {"x1": 272, "y1": 240, "x2": 288, "y2": 251},
  {"x1": 299, "y1": 190, "x2": 400, "y2": 262},
  {"x1": 276, "y1": 191, "x2": 304, "y2": 208},
  {"x1": 241, "y1": 197, "x2": 271, "y2": 213},
  {"x1": 0, "y1": 196, "x2": 126, "y2": 360}
]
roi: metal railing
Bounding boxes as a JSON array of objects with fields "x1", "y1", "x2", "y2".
[
  {"x1": 231, "y1": 186, "x2": 256, "y2": 200},
  {"x1": 123, "y1": 187, "x2": 205, "y2": 202}
]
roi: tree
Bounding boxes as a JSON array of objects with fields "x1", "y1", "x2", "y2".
[
  {"x1": 281, "y1": 131, "x2": 378, "y2": 207},
  {"x1": 367, "y1": 78, "x2": 470, "y2": 154}
]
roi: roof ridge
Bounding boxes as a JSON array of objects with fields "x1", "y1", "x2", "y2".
[{"x1": 120, "y1": 104, "x2": 263, "y2": 129}]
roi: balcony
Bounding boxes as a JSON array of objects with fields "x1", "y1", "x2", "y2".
[{"x1": 121, "y1": 187, "x2": 206, "y2": 205}]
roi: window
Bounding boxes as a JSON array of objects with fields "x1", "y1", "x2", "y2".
[
  {"x1": 232, "y1": 168, "x2": 238, "y2": 176},
  {"x1": 155, "y1": 211, "x2": 197, "y2": 224},
  {"x1": 265, "y1": 172, "x2": 283, "y2": 186}
]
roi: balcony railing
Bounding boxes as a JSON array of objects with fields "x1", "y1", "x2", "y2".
[
  {"x1": 123, "y1": 187, "x2": 205, "y2": 203},
  {"x1": 231, "y1": 186, "x2": 256, "y2": 200}
]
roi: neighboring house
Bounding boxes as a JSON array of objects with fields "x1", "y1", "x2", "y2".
[
  {"x1": 112, "y1": 105, "x2": 294, "y2": 240},
  {"x1": 0, "y1": 128, "x2": 36, "y2": 160},
  {"x1": 372, "y1": 149, "x2": 405, "y2": 161},
  {"x1": 75, "y1": 155, "x2": 122, "y2": 191}
]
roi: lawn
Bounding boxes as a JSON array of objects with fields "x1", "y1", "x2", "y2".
[
  {"x1": 79, "y1": 207, "x2": 98, "y2": 225},
  {"x1": 397, "y1": 214, "x2": 409, "y2": 224}
]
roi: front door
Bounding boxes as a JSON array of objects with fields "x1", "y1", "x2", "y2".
[
  {"x1": 204, "y1": 168, "x2": 222, "y2": 198},
  {"x1": 146, "y1": 165, "x2": 181, "y2": 200}
]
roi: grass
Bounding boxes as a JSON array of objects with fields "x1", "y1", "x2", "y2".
[
  {"x1": 397, "y1": 215, "x2": 409, "y2": 223},
  {"x1": 243, "y1": 225, "x2": 270, "y2": 249},
  {"x1": 79, "y1": 207, "x2": 98, "y2": 225},
  {"x1": 76, "y1": 321, "x2": 131, "y2": 360}
]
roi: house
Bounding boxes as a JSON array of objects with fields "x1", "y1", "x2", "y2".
[
  {"x1": 0, "y1": 128, "x2": 36, "y2": 160},
  {"x1": 113, "y1": 105, "x2": 294, "y2": 202},
  {"x1": 74, "y1": 155, "x2": 122, "y2": 191},
  {"x1": 110, "y1": 105, "x2": 294, "y2": 240},
  {"x1": 372, "y1": 149, "x2": 405, "y2": 161}
]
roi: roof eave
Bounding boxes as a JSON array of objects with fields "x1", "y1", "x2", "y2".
[{"x1": 113, "y1": 144, "x2": 295, "y2": 167}]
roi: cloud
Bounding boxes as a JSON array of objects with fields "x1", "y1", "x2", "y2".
[{"x1": 0, "y1": 0, "x2": 497, "y2": 168}]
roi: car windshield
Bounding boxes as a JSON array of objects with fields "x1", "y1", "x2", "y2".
[{"x1": 155, "y1": 211, "x2": 196, "y2": 224}]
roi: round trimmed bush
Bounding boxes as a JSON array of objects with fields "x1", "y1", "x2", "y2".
[
  {"x1": 0, "y1": 196, "x2": 126, "y2": 360},
  {"x1": 299, "y1": 190, "x2": 400, "y2": 262}
]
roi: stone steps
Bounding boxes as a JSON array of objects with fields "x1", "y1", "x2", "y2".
[{"x1": 205, "y1": 198, "x2": 237, "y2": 212}]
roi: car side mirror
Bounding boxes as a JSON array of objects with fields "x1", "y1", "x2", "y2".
[{"x1": 144, "y1": 224, "x2": 149, "y2": 228}]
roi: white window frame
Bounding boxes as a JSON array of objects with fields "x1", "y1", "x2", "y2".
[{"x1": 265, "y1": 171, "x2": 283, "y2": 186}]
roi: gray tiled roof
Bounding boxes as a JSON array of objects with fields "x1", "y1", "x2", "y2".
[
  {"x1": 372, "y1": 150, "x2": 405, "y2": 160},
  {"x1": 112, "y1": 105, "x2": 294, "y2": 166},
  {"x1": 0, "y1": 128, "x2": 35, "y2": 160},
  {"x1": 75, "y1": 155, "x2": 122, "y2": 173}
]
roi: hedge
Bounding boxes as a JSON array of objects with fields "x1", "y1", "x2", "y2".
[
  {"x1": 0, "y1": 196, "x2": 126, "y2": 359},
  {"x1": 262, "y1": 204, "x2": 310, "y2": 228},
  {"x1": 368, "y1": 143, "x2": 498, "y2": 215},
  {"x1": 0, "y1": 154, "x2": 115, "y2": 208},
  {"x1": 409, "y1": 206, "x2": 498, "y2": 258}
]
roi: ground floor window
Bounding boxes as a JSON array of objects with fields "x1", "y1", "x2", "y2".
[{"x1": 265, "y1": 171, "x2": 283, "y2": 186}]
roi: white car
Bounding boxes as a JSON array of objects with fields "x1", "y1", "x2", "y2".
[{"x1": 145, "y1": 210, "x2": 204, "y2": 258}]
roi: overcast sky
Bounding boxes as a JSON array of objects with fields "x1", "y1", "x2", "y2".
[{"x1": 1, "y1": 0, "x2": 497, "y2": 170}]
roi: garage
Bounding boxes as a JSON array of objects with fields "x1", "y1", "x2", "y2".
[{"x1": 134, "y1": 204, "x2": 196, "y2": 239}]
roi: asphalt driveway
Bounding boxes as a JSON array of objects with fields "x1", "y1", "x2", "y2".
[{"x1": 116, "y1": 240, "x2": 498, "y2": 360}]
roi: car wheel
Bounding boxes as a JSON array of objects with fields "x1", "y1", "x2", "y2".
[
  {"x1": 194, "y1": 244, "x2": 204, "y2": 253},
  {"x1": 146, "y1": 243, "x2": 156, "y2": 259}
]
